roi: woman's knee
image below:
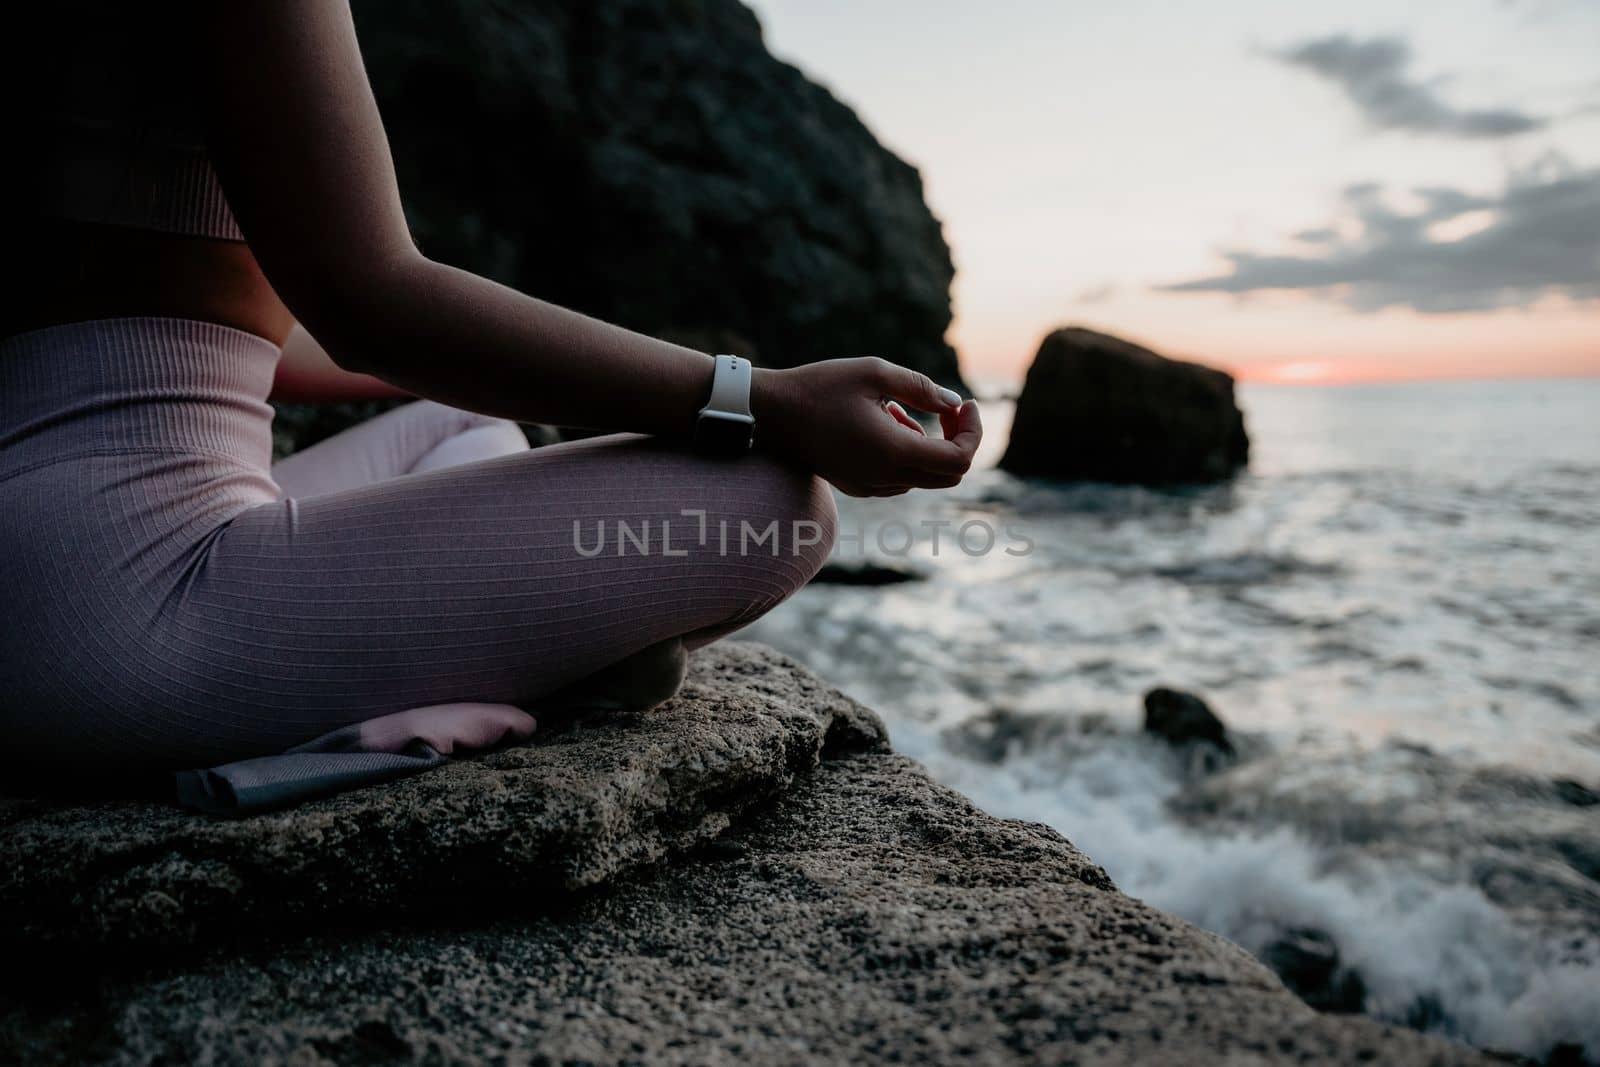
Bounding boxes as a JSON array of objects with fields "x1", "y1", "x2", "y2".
[
  {"x1": 791, "y1": 470, "x2": 839, "y2": 574},
  {"x1": 409, "y1": 406, "x2": 528, "y2": 474},
  {"x1": 733, "y1": 454, "x2": 838, "y2": 591}
]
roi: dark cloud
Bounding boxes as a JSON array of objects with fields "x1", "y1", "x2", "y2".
[
  {"x1": 1278, "y1": 35, "x2": 1545, "y2": 139},
  {"x1": 1161, "y1": 161, "x2": 1600, "y2": 313}
]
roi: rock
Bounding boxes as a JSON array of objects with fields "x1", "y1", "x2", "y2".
[
  {"x1": 272, "y1": 0, "x2": 967, "y2": 457},
  {"x1": 273, "y1": 0, "x2": 967, "y2": 456},
  {"x1": 1261, "y1": 927, "x2": 1367, "y2": 1014},
  {"x1": 1554, "y1": 778, "x2": 1598, "y2": 808},
  {"x1": 0, "y1": 642, "x2": 887, "y2": 956},
  {"x1": 353, "y1": 0, "x2": 964, "y2": 387},
  {"x1": 0, "y1": 724, "x2": 1489, "y2": 1064},
  {"x1": 1143, "y1": 686, "x2": 1234, "y2": 754},
  {"x1": 271, "y1": 0, "x2": 971, "y2": 457},
  {"x1": 941, "y1": 705, "x2": 1093, "y2": 764},
  {"x1": 999, "y1": 327, "x2": 1249, "y2": 485},
  {"x1": 1547, "y1": 1043, "x2": 1591, "y2": 1067},
  {"x1": 810, "y1": 559, "x2": 928, "y2": 586}
]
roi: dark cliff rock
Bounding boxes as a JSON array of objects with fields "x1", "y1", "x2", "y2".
[
  {"x1": 274, "y1": 0, "x2": 965, "y2": 456},
  {"x1": 354, "y1": 0, "x2": 961, "y2": 383},
  {"x1": 0, "y1": 644, "x2": 1493, "y2": 1065},
  {"x1": 999, "y1": 327, "x2": 1249, "y2": 485}
]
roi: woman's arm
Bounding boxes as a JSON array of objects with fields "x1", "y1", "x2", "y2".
[
  {"x1": 197, "y1": 1, "x2": 978, "y2": 495},
  {"x1": 270, "y1": 323, "x2": 412, "y2": 403}
]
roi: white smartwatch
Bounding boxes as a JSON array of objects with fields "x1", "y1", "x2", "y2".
[{"x1": 694, "y1": 353, "x2": 755, "y2": 454}]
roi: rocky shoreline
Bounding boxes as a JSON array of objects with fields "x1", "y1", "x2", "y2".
[{"x1": 1, "y1": 644, "x2": 1495, "y2": 1065}]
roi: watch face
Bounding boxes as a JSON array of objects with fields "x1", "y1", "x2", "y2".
[{"x1": 695, "y1": 411, "x2": 755, "y2": 454}]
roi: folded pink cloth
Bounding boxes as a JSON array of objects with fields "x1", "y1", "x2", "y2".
[
  {"x1": 175, "y1": 703, "x2": 537, "y2": 814},
  {"x1": 348, "y1": 702, "x2": 538, "y2": 755}
]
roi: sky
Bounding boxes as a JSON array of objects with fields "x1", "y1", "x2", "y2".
[{"x1": 742, "y1": 0, "x2": 1600, "y2": 387}]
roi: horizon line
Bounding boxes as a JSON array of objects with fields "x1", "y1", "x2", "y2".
[{"x1": 961, "y1": 364, "x2": 1600, "y2": 393}]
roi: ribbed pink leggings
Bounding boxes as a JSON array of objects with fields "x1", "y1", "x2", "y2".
[{"x1": 0, "y1": 318, "x2": 836, "y2": 779}]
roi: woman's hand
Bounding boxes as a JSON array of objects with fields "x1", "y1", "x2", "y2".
[{"x1": 751, "y1": 358, "x2": 983, "y2": 497}]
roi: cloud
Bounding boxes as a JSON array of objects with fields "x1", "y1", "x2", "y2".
[
  {"x1": 1160, "y1": 159, "x2": 1600, "y2": 313},
  {"x1": 1072, "y1": 282, "x2": 1118, "y2": 305},
  {"x1": 1292, "y1": 227, "x2": 1341, "y2": 245},
  {"x1": 1277, "y1": 35, "x2": 1545, "y2": 139}
]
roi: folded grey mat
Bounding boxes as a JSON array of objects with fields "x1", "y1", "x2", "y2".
[{"x1": 175, "y1": 734, "x2": 447, "y2": 815}]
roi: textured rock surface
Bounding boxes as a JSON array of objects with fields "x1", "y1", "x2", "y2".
[
  {"x1": 0, "y1": 643, "x2": 1492, "y2": 1065},
  {"x1": 1000, "y1": 326, "x2": 1250, "y2": 485},
  {"x1": 355, "y1": 0, "x2": 961, "y2": 381},
  {"x1": 0, "y1": 643, "x2": 886, "y2": 955},
  {"x1": 1, "y1": 758, "x2": 1490, "y2": 1065}
]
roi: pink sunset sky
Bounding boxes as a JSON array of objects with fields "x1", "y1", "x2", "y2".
[{"x1": 745, "y1": 0, "x2": 1600, "y2": 388}]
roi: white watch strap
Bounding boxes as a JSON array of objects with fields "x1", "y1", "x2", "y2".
[{"x1": 702, "y1": 354, "x2": 753, "y2": 418}]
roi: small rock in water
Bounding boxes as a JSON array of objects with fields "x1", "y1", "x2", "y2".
[
  {"x1": 1553, "y1": 778, "x2": 1598, "y2": 807},
  {"x1": 1261, "y1": 927, "x2": 1366, "y2": 1014},
  {"x1": 810, "y1": 560, "x2": 927, "y2": 586},
  {"x1": 1143, "y1": 687, "x2": 1234, "y2": 755},
  {"x1": 942, "y1": 707, "x2": 1075, "y2": 764}
]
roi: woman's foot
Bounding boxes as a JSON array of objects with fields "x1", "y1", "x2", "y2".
[{"x1": 546, "y1": 638, "x2": 688, "y2": 714}]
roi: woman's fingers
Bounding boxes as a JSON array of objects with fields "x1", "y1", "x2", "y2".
[
  {"x1": 834, "y1": 483, "x2": 907, "y2": 498},
  {"x1": 885, "y1": 400, "x2": 926, "y2": 435},
  {"x1": 812, "y1": 359, "x2": 982, "y2": 495},
  {"x1": 889, "y1": 399, "x2": 983, "y2": 480},
  {"x1": 873, "y1": 360, "x2": 963, "y2": 416},
  {"x1": 938, "y1": 399, "x2": 964, "y2": 441},
  {"x1": 946, "y1": 398, "x2": 983, "y2": 457}
]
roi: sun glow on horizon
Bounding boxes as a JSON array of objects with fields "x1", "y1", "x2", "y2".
[
  {"x1": 1262, "y1": 361, "x2": 1335, "y2": 383},
  {"x1": 952, "y1": 297, "x2": 1600, "y2": 390}
]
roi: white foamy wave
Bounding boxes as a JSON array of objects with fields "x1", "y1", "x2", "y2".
[
  {"x1": 887, "y1": 715, "x2": 1600, "y2": 1062},
  {"x1": 748, "y1": 380, "x2": 1600, "y2": 1061}
]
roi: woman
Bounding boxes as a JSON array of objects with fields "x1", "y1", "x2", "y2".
[{"x1": 1, "y1": 2, "x2": 979, "y2": 806}]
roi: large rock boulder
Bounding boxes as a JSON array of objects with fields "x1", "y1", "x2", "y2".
[
  {"x1": 0, "y1": 644, "x2": 1491, "y2": 1065},
  {"x1": 350, "y1": 0, "x2": 964, "y2": 389},
  {"x1": 275, "y1": 0, "x2": 966, "y2": 456},
  {"x1": 1000, "y1": 327, "x2": 1249, "y2": 485},
  {"x1": 0, "y1": 642, "x2": 885, "y2": 955}
]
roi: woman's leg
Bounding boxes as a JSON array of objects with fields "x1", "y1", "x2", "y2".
[
  {"x1": 147, "y1": 432, "x2": 836, "y2": 768},
  {"x1": 269, "y1": 400, "x2": 528, "y2": 499},
  {"x1": 272, "y1": 401, "x2": 693, "y2": 713}
]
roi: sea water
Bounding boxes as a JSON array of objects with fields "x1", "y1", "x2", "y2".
[{"x1": 746, "y1": 378, "x2": 1600, "y2": 1061}]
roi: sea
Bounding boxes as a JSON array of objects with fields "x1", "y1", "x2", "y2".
[{"x1": 746, "y1": 377, "x2": 1600, "y2": 1062}]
